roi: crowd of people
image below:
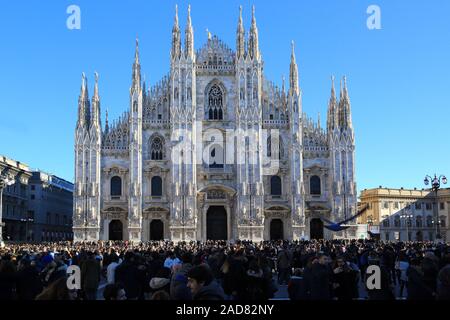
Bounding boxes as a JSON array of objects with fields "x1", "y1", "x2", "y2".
[{"x1": 0, "y1": 239, "x2": 449, "y2": 300}]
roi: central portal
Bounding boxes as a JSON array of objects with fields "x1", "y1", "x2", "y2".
[
  {"x1": 310, "y1": 218, "x2": 324, "y2": 240},
  {"x1": 206, "y1": 206, "x2": 227, "y2": 240}
]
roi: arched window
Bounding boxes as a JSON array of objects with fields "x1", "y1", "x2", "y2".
[
  {"x1": 150, "y1": 136, "x2": 164, "y2": 160},
  {"x1": 110, "y1": 176, "x2": 122, "y2": 197},
  {"x1": 310, "y1": 176, "x2": 321, "y2": 195},
  {"x1": 416, "y1": 216, "x2": 423, "y2": 228},
  {"x1": 151, "y1": 176, "x2": 163, "y2": 196},
  {"x1": 207, "y1": 84, "x2": 223, "y2": 120},
  {"x1": 267, "y1": 136, "x2": 271, "y2": 157},
  {"x1": 270, "y1": 176, "x2": 282, "y2": 196}
]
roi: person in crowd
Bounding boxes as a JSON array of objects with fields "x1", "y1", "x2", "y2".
[
  {"x1": 106, "y1": 253, "x2": 120, "y2": 284},
  {"x1": 187, "y1": 264, "x2": 225, "y2": 300},
  {"x1": 35, "y1": 277, "x2": 78, "y2": 300},
  {"x1": 15, "y1": 258, "x2": 43, "y2": 300},
  {"x1": 81, "y1": 251, "x2": 101, "y2": 300},
  {"x1": 115, "y1": 251, "x2": 141, "y2": 300},
  {"x1": 243, "y1": 260, "x2": 267, "y2": 300},
  {"x1": 332, "y1": 256, "x2": 359, "y2": 300},
  {"x1": 170, "y1": 251, "x2": 193, "y2": 300},
  {"x1": 395, "y1": 252, "x2": 409, "y2": 298},
  {"x1": 288, "y1": 268, "x2": 307, "y2": 300},
  {"x1": 0, "y1": 257, "x2": 16, "y2": 300},
  {"x1": 149, "y1": 267, "x2": 171, "y2": 297},
  {"x1": 277, "y1": 246, "x2": 292, "y2": 285},
  {"x1": 304, "y1": 253, "x2": 333, "y2": 300},
  {"x1": 436, "y1": 253, "x2": 450, "y2": 300},
  {"x1": 407, "y1": 256, "x2": 435, "y2": 300}
]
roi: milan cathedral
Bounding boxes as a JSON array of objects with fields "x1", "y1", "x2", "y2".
[{"x1": 73, "y1": 5, "x2": 357, "y2": 242}]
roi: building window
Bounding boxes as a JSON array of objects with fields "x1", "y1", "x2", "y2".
[
  {"x1": 270, "y1": 176, "x2": 282, "y2": 197},
  {"x1": 416, "y1": 216, "x2": 422, "y2": 228},
  {"x1": 310, "y1": 176, "x2": 321, "y2": 195},
  {"x1": 428, "y1": 232, "x2": 434, "y2": 241},
  {"x1": 385, "y1": 233, "x2": 389, "y2": 241},
  {"x1": 426, "y1": 203, "x2": 432, "y2": 210},
  {"x1": 415, "y1": 203, "x2": 422, "y2": 210},
  {"x1": 150, "y1": 135, "x2": 164, "y2": 160},
  {"x1": 55, "y1": 214, "x2": 59, "y2": 225},
  {"x1": 394, "y1": 216, "x2": 400, "y2": 227},
  {"x1": 31, "y1": 185, "x2": 35, "y2": 191},
  {"x1": 110, "y1": 176, "x2": 122, "y2": 197},
  {"x1": 382, "y1": 217, "x2": 390, "y2": 228},
  {"x1": 440, "y1": 216, "x2": 446, "y2": 228},
  {"x1": 207, "y1": 84, "x2": 224, "y2": 120},
  {"x1": 31, "y1": 194, "x2": 35, "y2": 200},
  {"x1": 384, "y1": 202, "x2": 389, "y2": 209},
  {"x1": 394, "y1": 202, "x2": 399, "y2": 209},
  {"x1": 47, "y1": 212, "x2": 51, "y2": 225},
  {"x1": 440, "y1": 202, "x2": 445, "y2": 210},
  {"x1": 151, "y1": 176, "x2": 163, "y2": 197}
]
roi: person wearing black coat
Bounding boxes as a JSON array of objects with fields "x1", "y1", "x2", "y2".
[
  {"x1": 288, "y1": 268, "x2": 308, "y2": 300},
  {"x1": 15, "y1": 260, "x2": 43, "y2": 300},
  {"x1": 0, "y1": 259, "x2": 16, "y2": 300},
  {"x1": 243, "y1": 260, "x2": 267, "y2": 300},
  {"x1": 407, "y1": 258, "x2": 435, "y2": 300},
  {"x1": 187, "y1": 264, "x2": 225, "y2": 301},
  {"x1": 115, "y1": 252, "x2": 141, "y2": 299},
  {"x1": 332, "y1": 257, "x2": 359, "y2": 300},
  {"x1": 304, "y1": 254, "x2": 333, "y2": 300}
]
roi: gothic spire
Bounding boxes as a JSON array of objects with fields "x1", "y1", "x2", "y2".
[
  {"x1": 327, "y1": 75, "x2": 337, "y2": 132},
  {"x1": 91, "y1": 72, "x2": 101, "y2": 129},
  {"x1": 289, "y1": 41, "x2": 299, "y2": 96},
  {"x1": 248, "y1": 5, "x2": 259, "y2": 60},
  {"x1": 104, "y1": 108, "x2": 109, "y2": 134},
  {"x1": 171, "y1": 4, "x2": 181, "y2": 60},
  {"x1": 185, "y1": 5, "x2": 194, "y2": 59},
  {"x1": 77, "y1": 72, "x2": 90, "y2": 128},
  {"x1": 236, "y1": 5, "x2": 245, "y2": 59},
  {"x1": 341, "y1": 76, "x2": 353, "y2": 130},
  {"x1": 132, "y1": 37, "x2": 141, "y2": 90}
]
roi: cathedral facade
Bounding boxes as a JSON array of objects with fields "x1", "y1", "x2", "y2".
[{"x1": 73, "y1": 6, "x2": 357, "y2": 242}]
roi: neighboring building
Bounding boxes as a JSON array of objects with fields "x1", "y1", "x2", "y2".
[
  {"x1": 73, "y1": 6, "x2": 357, "y2": 242},
  {"x1": 359, "y1": 187, "x2": 450, "y2": 242},
  {"x1": 27, "y1": 172, "x2": 74, "y2": 242},
  {"x1": 1, "y1": 155, "x2": 74, "y2": 242},
  {"x1": 0, "y1": 155, "x2": 32, "y2": 241}
]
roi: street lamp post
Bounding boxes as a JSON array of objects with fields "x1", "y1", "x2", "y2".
[
  {"x1": 0, "y1": 174, "x2": 16, "y2": 246},
  {"x1": 400, "y1": 209, "x2": 413, "y2": 242},
  {"x1": 424, "y1": 174, "x2": 447, "y2": 240}
]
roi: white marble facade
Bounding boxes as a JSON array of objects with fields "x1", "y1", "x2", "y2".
[{"x1": 73, "y1": 6, "x2": 357, "y2": 242}]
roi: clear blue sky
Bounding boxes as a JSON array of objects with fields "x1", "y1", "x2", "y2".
[{"x1": 0, "y1": 0, "x2": 449, "y2": 192}]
